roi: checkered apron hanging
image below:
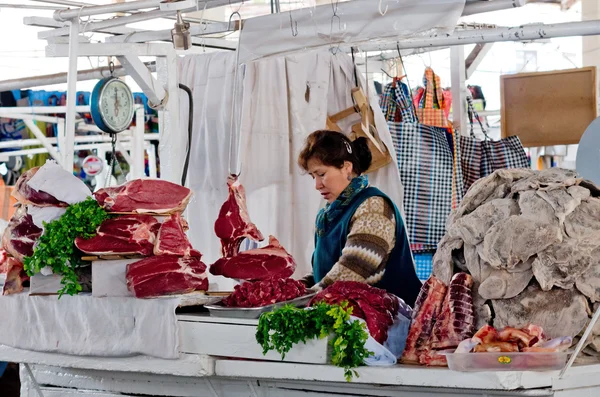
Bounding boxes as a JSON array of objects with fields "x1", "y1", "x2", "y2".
[
  {"x1": 385, "y1": 81, "x2": 454, "y2": 251},
  {"x1": 415, "y1": 68, "x2": 449, "y2": 128}
]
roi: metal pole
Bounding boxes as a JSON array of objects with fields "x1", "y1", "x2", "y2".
[
  {"x1": 0, "y1": 3, "x2": 65, "y2": 10},
  {"x1": 133, "y1": 107, "x2": 145, "y2": 178},
  {"x1": 23, "y1": 120, "x2": 66, "y2": 169},
  {"x1": 64, "y1": 18, "x2": 79, "y2": 173},
  {"x1": 53, "y1": 0, "x2": 244, "y2": 22},
  {"x1": 54, "y1": 0, "x2": 162, "y2": 21},
  {"x1": 358, "y1": 20, "x2": 600, "y2": 52},
  {"x1": 450, "y1": 46, "x2": 467, "y2": 135},
  {"x1": 0, "y1": 62, "x2": 155, "y2": 92},
  {"x1": 0, "y1": 106, "x2": 89, "y2": 114}
]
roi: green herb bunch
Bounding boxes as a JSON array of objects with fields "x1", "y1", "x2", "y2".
[
  {"x1": 256, "y1": 301, "x2": 372, "y2": 381},
  {"x1": 23, "y1": 197, "x2": 109, "y2": 297}
]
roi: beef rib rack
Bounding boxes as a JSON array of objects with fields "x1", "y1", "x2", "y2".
[
  {"x1": 94, "y1": 179, "x2": 192, "y2": 214},
  {"x1": 210, "y1": 236, "x2": 295, "y2": 281},
  {"x1": 126, "y1": 255, "x2": 208, "y2": 298},
  {"x1": 214, "y1": 175, "x2": 264, "y2": 257},
  {"x1": 12, "y1": 167, "x2": 68, "y2": 207},
  {"x1": 2, "y1": 206, "x2": 43, "y2": 261},
  {"x1": 75, "y1": 215, "x2": 160, "y2": 256}
]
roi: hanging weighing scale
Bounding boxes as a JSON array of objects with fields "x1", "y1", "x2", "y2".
[{"x1": 90, "y1": 62, "x2": 135, "y2": 185}]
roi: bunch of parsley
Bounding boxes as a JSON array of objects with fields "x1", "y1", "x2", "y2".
[
  {"x1": 256, "y1": 301, "x2": 372, "y2": 381},
  {"x1": 23, "y1": 198, "x2": 109, "y2": 297}
]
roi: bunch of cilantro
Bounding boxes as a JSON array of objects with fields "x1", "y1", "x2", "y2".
[
  {"x1": 256, "y1": 301, "x2": 373, "y2": 381},
  {"x1": 23, "y1": 197, "x2": 109, "y2": 297}
]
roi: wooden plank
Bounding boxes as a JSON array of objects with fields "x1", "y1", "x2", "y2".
[
  {"x1": 179, "y1": 320, "x2": 330, "y2": 364},
  {"x1": 500, "y1": 67, "x2": 597, "y2": 147}
]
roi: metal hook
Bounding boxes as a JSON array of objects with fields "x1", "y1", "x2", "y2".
[
  {"x1": 289, "y1": 11, "x2": 298, "y2": 37},
  {"x1": 108, "y1": 61, "x2": 115, "y2": 76},
  {"x1": 227, "y1": 11, "x2": 242, "y2": 31},
  {"x1": 378, "y1": 0, "x2": 388, "y2": 16}
]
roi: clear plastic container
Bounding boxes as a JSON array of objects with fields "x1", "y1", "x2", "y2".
[{"x1": 444, "y1": 352, "x2": 568, "y2": 372}]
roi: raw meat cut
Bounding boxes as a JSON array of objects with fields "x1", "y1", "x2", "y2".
[
  {"x1": 94, "y1": 179, "x2": 192, "y2": 214},
  {"x1": 154, "y1": 213, "x2": 198, "y2": 256},
  {"x1": 493, "y1": 284, "x2": 589, "y2": 339},
  {"x1": 75, "y1": 215, "x2": 160, "y2": 256},
  {"x1": 210, "y1": 235, "x2": 295, "y2": 281},
  {"x1": 309, "y1": 281, "x2": 402, "y2": 344},
  {"x1": 12, "y1": 167, "x2": 68, "y2": 207},
  {"x1": 0, "y1": 250, "x2": 7, "y2": 273},
  {"x1": 126, "y1": 255, "x2": 208, "y2": 298},
  {"x1": 222, "y1": 278, "x2": 307, "y2": 308},
  {"x1": 2, "y1": 206, "x2": 43, "y2": 261},
  {"x1": 430, "y1": 273, "x2": 475, "y2": 350},
  {"x1": 2, "y1": 258, "x2": 29, "y2": 295},
  {"x1": 401, "y1": 276, "x2": 447, "y2": 363},
  {"x1": 214, "y1": 176, "x2": 264, "y2": 257},
  {"x1": 473, "y1": 342, "x2": 519, "y2": 353}
]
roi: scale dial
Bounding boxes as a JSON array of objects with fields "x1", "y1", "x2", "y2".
[{"x1": 91, "y1": 77, "x2": 135, "y2": 134}]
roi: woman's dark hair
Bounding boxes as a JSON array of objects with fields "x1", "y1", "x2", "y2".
[{"x1": 298, "y1": 130, "x2": 372, "y2": 175}]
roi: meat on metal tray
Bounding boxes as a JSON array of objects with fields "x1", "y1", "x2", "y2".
[{"x1": 205, "y1": 292, "x2": 317, "y2": 319}]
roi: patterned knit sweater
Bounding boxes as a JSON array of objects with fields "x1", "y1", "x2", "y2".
[{"x1": 303, "y1": 196, "x2": 396, "y2": 289}]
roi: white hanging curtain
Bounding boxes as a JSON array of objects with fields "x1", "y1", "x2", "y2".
[
  {"x1": 179, "y1": 50, "x2": 408, "y2": 280},
  {"x1": 177, "y1": 52, "x2": 241, "y2": 289},
  {"x1": 238, "y1": 49, "x2": 406, "y2": 278}
]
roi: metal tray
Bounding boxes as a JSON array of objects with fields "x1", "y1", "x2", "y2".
[{"x1": 204, "y1": 292, "x2": 317, "y2": 319}]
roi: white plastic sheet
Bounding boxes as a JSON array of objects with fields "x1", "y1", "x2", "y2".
[
  {"x1": 239, "y1": 0, "x2": 466, "y2": 63},
  {"x1": 27, "y1": 160, "x2": 91, "y2": 204},
  {"x1": 0, "y1": 294, "x2": 179, "y2": 359},
  {"x1": 177, "y1": 53, "x2": 241, "y2": 290}
]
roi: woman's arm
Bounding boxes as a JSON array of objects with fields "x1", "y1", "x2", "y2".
[{"x1": 316, "y1": 196, "x2": 396, "y2": 289}]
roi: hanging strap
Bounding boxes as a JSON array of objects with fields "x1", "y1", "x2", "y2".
[{"x1": 467, "y1": 96, "x2": 491, "y2": 140}]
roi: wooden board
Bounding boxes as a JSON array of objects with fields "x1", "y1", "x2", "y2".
[
  {"x1": 500, "y1": 67, "x2": 597, "y2": 147},
  {"x1": 82, "y1": 255, "x2": 144, "y2": 261}
]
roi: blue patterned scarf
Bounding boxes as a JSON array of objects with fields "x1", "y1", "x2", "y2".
[{"x1": 315, "y1": 175, "x2": 369, "y2": 237}]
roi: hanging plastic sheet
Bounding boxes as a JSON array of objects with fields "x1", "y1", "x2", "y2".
[{"x1": 238, "y1": 0, "x2": 466, "y2": 63}]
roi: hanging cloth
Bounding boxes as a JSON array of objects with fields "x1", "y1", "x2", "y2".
[{"x1": 415, "y1": 67, "x2": 449, "y2": 128}]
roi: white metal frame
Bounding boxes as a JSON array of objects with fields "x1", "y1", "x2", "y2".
[{"x1": 0, "y1": 106, "x2": 152, "y2": 180}]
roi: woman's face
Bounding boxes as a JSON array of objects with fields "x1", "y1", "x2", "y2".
[{"x1": 307, "y1": 158, "x2": 352, "y2": 203}]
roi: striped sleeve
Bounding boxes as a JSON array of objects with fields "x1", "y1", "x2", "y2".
[{"x1": 318, "y1": 196, "x2": 396, "y2": 288}]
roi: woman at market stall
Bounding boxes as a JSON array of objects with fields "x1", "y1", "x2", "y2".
[{"x1": 298, "y1": 130, "x2": 422, "y2": 307}]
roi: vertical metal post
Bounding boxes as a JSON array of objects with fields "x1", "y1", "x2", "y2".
[
  {"x1": 56, "y1": 119, "x2": 67, "y2": 165},
  {"x1": 133, "y1": 106, "x2": 145, "y2": 178},
  {"x1": 64, "y1": 18, "x2": 79, "y2": 172},
  {"x1": 156, "y1": 53, "x2": 181, "y2": 183},
  {"x1": 450, "y1": 45, "x2": 467, "y2": 136},
  {"x1": 147, "y1": 144, "x2": 158, "y2": 178}
]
